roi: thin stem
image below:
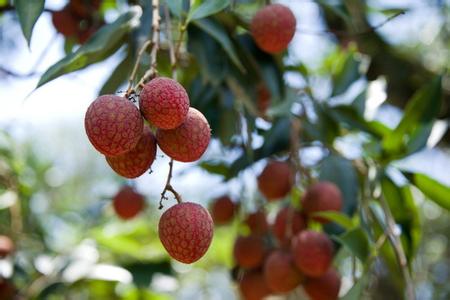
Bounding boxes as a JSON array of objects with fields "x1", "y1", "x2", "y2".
[
  {"x1": 159, "y1": 159, "x2": 183, "y2": 209},
  {"x1": 289, "y1": 118, "x2": 312, "y2": 185},
  {"x1": 125, "y1": 40, "x2": 152, "y2": 97}
]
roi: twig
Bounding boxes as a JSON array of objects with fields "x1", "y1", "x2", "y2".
[
  {"x1": 289, "y1": 118, "x2": 312, "y2": 185},
  {"x1": 125, "y1": 40, "x2": 152, "y2": 97},
  {"x1": 159, "y1": 159, "x2": 183, "y2": 209}
]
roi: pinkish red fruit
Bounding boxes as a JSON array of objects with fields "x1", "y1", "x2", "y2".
[
  {"x1": 239, "y1": 270, "x2": 272, "y2": 300},
  {"x1": 112, "y1": 186, "x2": 145, "y2": 220},
  {"x1": 244, "y1": 211, "x2": 269, "y2": 235},
  {"x1": 233, "y1": 235, "x2": 266, "y2": 269},
  {"x1": 52, "y1": 7, "x2": 79, "y2": 37},
  {"x1": 302, "y1": 181, "x2": 343, "y2": 223},
  {"x1": 251, "y1": 4, "x2": 296, "y2": 54},
  {"x1": 158, "y1": 202, "x2": 213, "y2": 264},
  {"x1": 272, "y1": 206, "x2": 306, "y2": 247},
  {"x1": 303, "y1": 268, "x2": 341, "y2": 300},
  {"x1": 264, "y1": 250, "x2": 303, "y2": 293},
  {"x1": 156, "y1": 107, "x2": 210, "y2": 162},
  {"x1": 0, "y1": 236, "x2": 14, "y2": 257},
  {"x1": 139, "y1": 77, "x2": 190, "y2": 129},
  {"x1": 291, "y1": 230, "x2": 334, "y2": 277},
  {"x1": 257, "y1": 160, "x2": 294, "y2": 201},
  {"x1": 85, "y1": 95, "x2": 143, "y2": 156},
  {"x1": 210, "y1": 195, "x2": 237, "y2": 225},
  {"x1": 106, "y1": 126, "x2": 157, "y2": 178}
]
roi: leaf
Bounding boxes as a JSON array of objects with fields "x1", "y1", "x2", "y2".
[
  {"x1": 123, "y1": 261, "x2": 172, "y2": 288},
  {"x1": 99, "y1": 50, "x2": 134, "y2": 95},
  {"x1": 331, "y1": 52, "x2": 361, "y2": 96},
  {"x1": 340, "y1": 273, "x2": 369, "y2": 300},
  {"x1": 187, "y1": 0, "x2": 230, "y2": 22},
  {"x1": 199, "y1": 161, "x2": 229, "y2": 176},
  {"x1": 409, "y1": 173, "x2": 450, "y2": 211},
  {"x1": 312, "y1": 211, "x2": 354, "y2": 230},
  {"x1": 193, "y1": 18, "x2": 245, "y2": 72},
  {"x1": 15, "y1": 0, "x2": 44, "y2": 45},
  {"x1": 37, "y1": 8, "x2": 142, "y2": 89},
  {"x1": 333, "y1": 228, "x2": 370, "y2": 262},
  {"x1": 166, "y1": 0, "x2": 184, "y2": 17}
]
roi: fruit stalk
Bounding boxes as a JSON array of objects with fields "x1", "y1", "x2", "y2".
[{"x1": 159, "y1": 159, "x2": 182, "y2": 209}]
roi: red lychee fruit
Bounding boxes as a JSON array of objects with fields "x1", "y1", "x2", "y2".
[
  {"x1": 156, "y1": 107, "x2": 210, "y2": 162},
  {"x1": 291, "y1": 230, "x2": 334, "y2": 277},
  {"x1": 239, "y1": 270, "x2": 272, "y2": 300},
  {"x1": 272, "y1": 206, "x2": 306, "y2": 247},
  {"x1": 0, "y1": 280, "x2": 15, "y2": 300},
  {"x1": 257, "y1": 160, "x2": 294, "y2": 201},
  {"x1": 0, "y1": 235, "x2": 14, "y2": 257},
  {"x1": 210, "y1": 195, "x2": 237, "y2": 225},
  {"x1": 112, "y1": 186, "x2": 145, "y2": 220},
  {"x1": 106, "y1": 126, "x2": 157, "y2": 178},
  {"x1": 158, "y1": 202, "x2": 213, "y2": 264},
  {"x1": 52, "y1": 7, "x2": 80, "y2": 37},
  {"x1": 251, "y1": 4, "x2": 296, "y2": 54},
  {"x1": 303, "y1": 268, "x2": 341, "y2": 300},
  {"x1": 69, "y1": 0, "x2": 102, "y2": 18},
  {"x1": 233, "y1": 235, "x2": 266, "y2": 269},
  {"x1": 244, "y1": 211, "x2": 269, "y2": 235},
  {"x1": 85, "y1": 95, "x2": 143, "y2": 156},
  {"x1": 256, "y1": 84, "x2": 271, "y2": 116},
  {"x1": 302, "y1": 181, "x2": 343, "y2": 223},
  {"x1": 139, "y1": 77, "x2": 190, "y2": 130},
  {"x1": 263, "y1": 250, "x2": 303, "y2": 293}
]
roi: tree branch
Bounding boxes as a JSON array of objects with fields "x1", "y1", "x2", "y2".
[{"x1": 159, "y1": 159, "x2": 183, "y2": 209}]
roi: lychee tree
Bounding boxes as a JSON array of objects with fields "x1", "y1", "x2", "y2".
[{"x1": 0, "y1": 0, "x2": 449, "y2": 299}]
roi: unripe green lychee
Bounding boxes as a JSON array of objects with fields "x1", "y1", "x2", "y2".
[
  {"x1": 106, "y1": 126, "x2": 157, "y2": 178},
  {"x1": 244, "y1": 211, "x2": 269, "y2": 235},
  {"x1": 0, "y1": 235, "x2": 14, "y2": 257},
  {"x1": 112, "y1": 186, "x2": 145, "y2": 220},
  {"x1": 158, "y1": 202, "x2": 213, "y2": 264},
  {"x1": 156, "y1": 107, "x2": 211, "y2": 162},
  {"x1": 302, "y1": 181, "x2": 343, "y2": 223},
  {"x1": 251, "y1": 4, "x2": 296, "y2": 54},
  {"x1": 139, "y1": 77, "x2": 190, "y2": 129},
  {"x1": 263, "y1": 250, "x2": 303, "y2": 293},
  {"x1": 272, "y1": 206, "x2": 306, "y2": 247},
  {"x1": 233, "y1": 235, "x2": 266, "y2": 269},
  {"x1": 239, "y1": 270, "x2": 272, "y2": 300},
  {"x1": 291, "y1": 230, "x2": 334, "y2": 277},
  {"x1": 303, "y1": 268, "x2": 341, "y2": 300},
  {"x1": 257, "y1": 160, "x2": 294, "y2": 201},
  {"x1": 210, "y1": 195, "x2": 237, "y2": 225},
  {"x1": 85, "y1": 95, "x2": 143, "y2": 156}
]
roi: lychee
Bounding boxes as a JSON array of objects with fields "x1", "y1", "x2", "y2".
[
  {"x1": 291, "y1": 230, "x2": 334, "y2": 277},
  {"x1": 303, "y1": 268, "x2": 341, "y2": 300},
  {"x1": 251, "y1": 4, "x2": 296, "y2": 54},
  {"x1": 302, "y1": 181, "x2": 343, "y2": 223},
  {"x1": 158, "y1": 202, "x2": 213, "y2": 264},
  {"x1": 257, "y1": 160, "x2": 294, "y2": 201},
  {"x1": 106, "y1": 126, "x2": 157, "y2": 178},
  {"x1": 85, "y1": 95, "x2": 143, "y2": 156},
  {"x1": 156, "y1": 107, "x2": 210, "y2": 162},
  {"x1": 52, "y1": 7, "x2": 80, "y2": 37},
  {"x1": 139, "y1": 77, "x2": 190, "y2": 129},
  {"x1": 272, "y1": 206, "x2": 306, "y2": 247},
  {"x1": 0, "y1": 235, "x2": 14, "y2": 257},
  {"x1": 112, "y1": 186, "x2": 145, "y2": 220},
  {"x1": 0, "y1": 280, "x2": 15, "y2": 300},
  {"x1": 256, "y1": 84, "x2": 271, "y2": 116},
  {"x1": 263, "y1": 250, "x2": 303, "y2": 293},
  {"x1": 244, "y1": 211, "x2": 269, "y2": 235},
  {"x1": 210, "y1": 195, "x2": 237, "y2": 225},
  {"x1": 239, "y1": 270, "x2": 272, "y2": 300},
  {"x1": 233, "y1": 235, "x2": 266, "y2": 269},
  {"x1": 69, "y1": 0, "x2": 101, "y2": 18}
]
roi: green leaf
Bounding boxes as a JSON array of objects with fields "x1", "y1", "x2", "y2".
[
  {"x1": 333, "y1": 228, "x2": 370, "y2": 262},
  {"x1": 37, "y1": 8, "x2": 142, "y2": 89},
  {"x1": 312, "y1": 211, "x2": 354, "y2": 230},
  {"x1": 409, "y1": 173, "x2": 450, "y2": 211},
  {"x1": 331, "y1": 52, "x2": 361, "y2": 96},
  {"x1": 340, "y1": 273, "x2": 369, "y2": 300},
  {"x1": 99, "y1": 50, "x2": 134, "y2": 95},
  {"x1": 166, "y1": 0, "x2": 184, "y2": 17},
  {"x1": 15, "y1": 0, "x2": 44, "y2": 45},
  {"x1": 199, "y1": 161, "x2": 229, "y2": 176},
  {"x1": 187, "y1": 0, "x2": 230, "y2": 23},
  {"x1": 193, "y1": 18, "x2": 245, "y2": 72}
]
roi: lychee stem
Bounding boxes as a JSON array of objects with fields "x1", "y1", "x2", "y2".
[
  {"x1": 125, "y1": 40, "x2": 152, "y2": 98},
  {"x1": 159, "y1": 159, "x2": 183, "y2": 209}
]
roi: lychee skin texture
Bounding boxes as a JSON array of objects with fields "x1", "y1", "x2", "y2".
[
  {"x1": 303, "y1": 268, "x2": 341, "y2": 300},
  {"x1": 244, "y1": 211, "x2": 269, "y2": 235},
  {"x1": 302, "y1": 181, "x2": 343, "y2": 223},
  {"x1": 156, "y1": 107, "x2": 211, "y2": 162},
  {"x1": 251, "y1": 4, "x2": 296, "y2": 54},
  {"x1": 233, "y1": 235, "x2": 266, "y2": 269},
  {"x1": 257, "y1": 160, "x2": 294, "y2": 201},
  {"x1": 139, "y1": 77, "x2": 190, "y2": 129},
  {"x1": 0, "y1": 235, "x2": 14, "y2": 257},
  {"x1": 291, "y1": 230, "x2": 334, "y2": 278},
  {"x1": 239, "y1": 270, "x2": 272, "y2": 300},
  {"x1": 210, "y1": 195, "x2": 237, "y2": 225},
  {"x1": 158, "y1": 202, "x2": 213, "y2": 264},
  {"x1": 264, "y1": 250, "x2": 303, "y2": 293},
  {"x1": 272, "y1": 206, "x2": 306, "y2": 247},
  {"x1": 112, "y1": 186, "x2": 145, "y2": 220},
  {"x1": 106, "y1": 126, "x2": 157, "y2": 178},
  {"x1": 85, "y1": 95, "x2": 143, "y2": 156}
]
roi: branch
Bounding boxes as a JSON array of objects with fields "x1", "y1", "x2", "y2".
[
  {"x1": 159, "y1": 159, "x2": 183, "y2": 209},
  {"x1": 125, "y1": 40, "x2": 152, "y2": 97},
  {"x1": 289, "y1": 117, "x2": 312, "y2": 185}
]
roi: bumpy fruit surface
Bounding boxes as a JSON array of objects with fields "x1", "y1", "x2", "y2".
[
  {"x1": 251, "y1": 4, "x2": 296, "y2": 53},
  {"x1": 85, "y1": 95, "x2": 143, "y2": 156},
  {"x1": 210, "y1": 195, "x2": 237, "y2": 225},
  {"x1": 112, "y1": 186, "x2": 145, "y2": 220},
  {"x1": 303, "y1": 268, "x2": 341, "y2": 300},
  {"x1": 264, "y1": 250, "x2": 303, "y2": 293},
  {"x1": 257, "y1": 160, "x2": 294, "y2": 201},
  {"x1": 156, "y1": 107, "x2": 210, "y2": 162},
  {"x1": 272, "y1": 206, "x2": 306, "y2": 247},
  {"x1": 291, "y1": 230, "x2": 334, "y2": 277},
  {"x1": 244, "y1": 211, "x2": 269, "y2": 235},
  {"x1": 233, "y1": 235, "x2": 266, "y2": 269},
  {"x1": 52, "y1": 7, "x2": 79, "y2": 37},
  {"x1": 139, "y1": 77, "x2": 190, "y2": 129},
  {"x1": 0, "y1": 235, "x2": 14, "y2": 257},
  {"x1": 302, "y1": 181, "x2": 343, "y2": 223},
  {"x1": 239, "y1": 270, "x2": 272, "y2": 300},
  {"x1": 106, "y1": 126, "x2": 157, "y2": 178},
  {"x1": 158, "y1": 202, "x2": 213, "y2": 264}
]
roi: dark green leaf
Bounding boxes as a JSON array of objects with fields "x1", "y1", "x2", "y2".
[
  {"x1": 333, "y1": 228, "x2": 370, "y2": 262},
  {"x1": 99, "y1": 50, "x2": 134, "y2": 95},
  {"x1": 187, "y1": 0, "x2": 230, "y2": 22},
  {"x1": 166, "y1": 0, "x2": 184, "y2": 17},
  {"x1": 312, "y1": 211, "x2": 354, "y2": 230},
  {"x1": 409, "y1": 173, "x2": 450, "y2": 211},
  {"x1": 199, "y1": 161, "x2": 229, "y2": 176},
  {"x1": 124, "y1": 261, "x2": 172, "y2": 288},
  {"x1": 331, "y1": 52, "x2": 361, "y2": 96},
  {"x1": 15, "y1": 0, "x2": 44, "y2": 45}
]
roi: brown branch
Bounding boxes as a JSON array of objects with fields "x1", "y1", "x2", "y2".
[{"x1": 159, "y1": 159, "x2": 183, "y2": 209}]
